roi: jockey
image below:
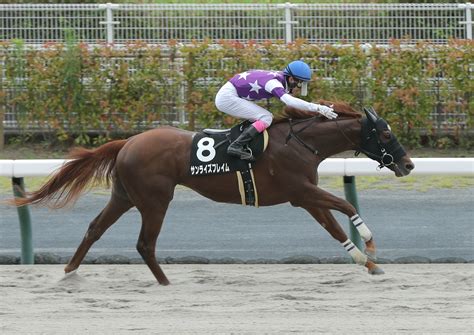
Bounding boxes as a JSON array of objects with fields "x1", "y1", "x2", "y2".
[{"x1": 215, "y1": 60, "x2": 338, "y2": 161}]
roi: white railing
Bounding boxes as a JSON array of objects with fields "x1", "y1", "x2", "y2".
[
  {"x1": 0, "y1": 3, "x2": 471, "y2": 45},
  {"x1": 1, "y1": 157, "x2": 473, "y2": 178}
]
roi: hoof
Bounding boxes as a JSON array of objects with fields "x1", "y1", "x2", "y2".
[
  {"x1": 159, "y1": 279, "x2": 170, "y2": 286},
  {"x1": 366, "y1": 260, "x2": 385, "y2": 275},
  {"x1": 63, "y1": 269, "x2": 78, "y2": 277},
  {"x1": 64, "y1": 264, "x2": 77, "y2": 273},
  {"x1": 368, "y1": 266, "x2": 385, "y2": 275},
  {"x1": 58, "y1": 269, "x2": 86, "y2": 284}
]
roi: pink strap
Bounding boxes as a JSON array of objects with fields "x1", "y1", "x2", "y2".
[{"x1": 252, "y1": 120, "x2": 268, "y2": 133}]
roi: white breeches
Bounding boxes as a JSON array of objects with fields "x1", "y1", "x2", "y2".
[{"x1": 215, "y1": 82, "x2": 273, "y2": 127}]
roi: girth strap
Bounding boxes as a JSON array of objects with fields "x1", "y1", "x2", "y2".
[{"x1": 236, "y1": 163, "x2": 259, "y2": 207}]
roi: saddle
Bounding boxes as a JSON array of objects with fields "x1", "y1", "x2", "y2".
[{"x1": 189, "y1": 121, "x2": 269, "y2": 206}]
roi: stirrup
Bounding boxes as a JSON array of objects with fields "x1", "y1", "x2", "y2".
[{"x1": 228, "y1": 146, "x2": 255, "y2": 161}]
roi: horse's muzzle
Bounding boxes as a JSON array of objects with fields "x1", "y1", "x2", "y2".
[{"x1": 393, "y1": 156, "x2": 415, "y2": 177}]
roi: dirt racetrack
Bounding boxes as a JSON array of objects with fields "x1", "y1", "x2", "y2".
[{"x1": 0, "y1": 264, "x2": 472, "y2": 334}]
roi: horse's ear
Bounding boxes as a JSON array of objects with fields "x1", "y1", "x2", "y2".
[
  {"x1": 368, "y1": 107, "x2": 380, "y2": 118},
  {"x1": 364, "y1": 107, "x2": 378, "y2": 123}
]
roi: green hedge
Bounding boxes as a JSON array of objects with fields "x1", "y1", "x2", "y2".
[
  {"x1": 181, "y1": 39, "x2": 473, "y2": 147},
  {"x1": 1, "y1": 39, "x2": 473, "y2": 147}
]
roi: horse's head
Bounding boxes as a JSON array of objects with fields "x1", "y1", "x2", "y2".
[{"x1": 360, "y1": 107, "x2": 414, "y2": 177}]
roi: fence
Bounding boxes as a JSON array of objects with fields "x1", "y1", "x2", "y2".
[
  {"x1": 0, "y1": 3, "x2": 472, "y2": 136},
  {"x1": 1, "y1": 157, "x2": 473, "y2": 264},
  {"x1": 0, "y1": 3, "x2": 472, "y2": 45}
]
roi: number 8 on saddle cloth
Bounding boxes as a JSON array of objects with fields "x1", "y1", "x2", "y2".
[{"x1": 189, "y1": 121, "x2": 269, "y2": 177}]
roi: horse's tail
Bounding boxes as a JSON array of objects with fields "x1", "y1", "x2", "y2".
[{"x1": 12, "y1": 139, "x2": 127, "y2": 209}]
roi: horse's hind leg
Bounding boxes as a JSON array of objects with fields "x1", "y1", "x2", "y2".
[
  {"x1": 136, "y1": 208, "x2": 171, "y2": 285},
  {"x1": 64, "y1": 193, "x2": 133, "y2": 273},
  {"x1": 129, "y1": 177, "x2": 175, "y2": 286}
]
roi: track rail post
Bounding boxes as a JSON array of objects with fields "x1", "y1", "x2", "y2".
[
  {"x1": 12, "y1": 177, "x2": 34, "y2": 264},
  {"x1": 343, "y1": 176, "x2": 363, "y2": 251}
]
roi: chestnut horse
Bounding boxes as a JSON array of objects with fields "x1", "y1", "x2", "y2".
[{"x1": 13, "y1": 102, "x2": 414, "y2": 285}]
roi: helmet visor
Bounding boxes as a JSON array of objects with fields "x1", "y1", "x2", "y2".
[{"x1": 300, "y1": 82, "x2": 308, "y2": 96}]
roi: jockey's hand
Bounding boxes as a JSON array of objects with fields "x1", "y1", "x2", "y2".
[{"x1": 311, "y1": 103, "x2": 338, "y2": 119}]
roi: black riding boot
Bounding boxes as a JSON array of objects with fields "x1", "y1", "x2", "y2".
[{"x1": 227, "y1": 126, "x2": 260, "y2": 161}]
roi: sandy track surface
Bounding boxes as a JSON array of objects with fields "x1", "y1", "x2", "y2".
[{"x1": 1, "y1": 264, "x2": 473, "y2": 334}]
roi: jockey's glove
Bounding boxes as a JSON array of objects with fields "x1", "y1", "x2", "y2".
[{"x1": 311, "y1": 103, "x2": 338, "y2": 119}]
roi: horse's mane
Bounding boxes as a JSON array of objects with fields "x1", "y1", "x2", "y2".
[{"x1": 273, "y1": 100, "x2": 362, "y2": 123}]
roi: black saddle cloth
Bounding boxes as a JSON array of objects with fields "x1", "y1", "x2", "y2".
[{"x1": 189, "y1": 121, "x2": 268, "y2": 176}]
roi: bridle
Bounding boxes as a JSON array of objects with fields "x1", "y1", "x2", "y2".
[{"x1": 335, "y1": 117, "x2": 404, "y2": 169}]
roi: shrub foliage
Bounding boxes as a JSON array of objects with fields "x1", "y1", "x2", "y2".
[{"x1": 1, "y1": 39, "x2": 472, "y2": 147}]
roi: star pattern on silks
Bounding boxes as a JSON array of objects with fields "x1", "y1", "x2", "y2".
[
  {"x1": 249, "y1": 80, "x2": 262, "y2": 94},
  {"x1": 238, "y1": 71, "x2": 250, "y2": 80},
  {"x1": 268, "y1": 71, "x2": 279, "y2": 77}
]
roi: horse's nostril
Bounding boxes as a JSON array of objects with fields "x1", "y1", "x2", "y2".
[{"x1": 406, "y1": 163, "x2": 415, "y2": 170}]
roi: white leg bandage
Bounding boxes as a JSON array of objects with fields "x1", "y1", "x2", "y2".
[
  {"x1": 350, "y1": 214, "x2": 373, "y2": 242},
  {"x1": 342, "y1": 239, "x2": 368, "y2": 265}
]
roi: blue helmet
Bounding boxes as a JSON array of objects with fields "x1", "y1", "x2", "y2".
[{"x1": 283, "y1": 60, "x2": 312, "y2": 81}]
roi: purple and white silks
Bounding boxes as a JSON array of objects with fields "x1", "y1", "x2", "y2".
[{"x1": 215, "y1": 70, "x2": 317, "y2": 129}]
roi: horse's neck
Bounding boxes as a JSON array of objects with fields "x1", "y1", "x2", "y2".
[
  {"x1": 299, "y1": 118, "x2": 361, "y2": 158},
  {"x1": 320, "y1": 118, "x2": 361, "y2": 157}
]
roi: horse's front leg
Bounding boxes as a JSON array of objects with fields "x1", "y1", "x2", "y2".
[
  {"x1": 350, "y1": 213, "x2": 376, "y2": 261},
  {"x1": 297, "y1": 185, "x2": 377, "y2": 259},
  {"x1": 292, "y1": 185, "x2": 383, "y2": 274},
  {"x1": 303, "y1": 207, "x2": 383, "y2": 275}
]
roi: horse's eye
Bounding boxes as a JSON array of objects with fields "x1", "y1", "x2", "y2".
[{"x1": 382, "y1": 130, "x2": 391, "y2": 139}]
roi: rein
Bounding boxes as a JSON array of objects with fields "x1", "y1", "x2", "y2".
[{"x1": 285, "y1": 116, "x2": 320, "y2": 155}]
